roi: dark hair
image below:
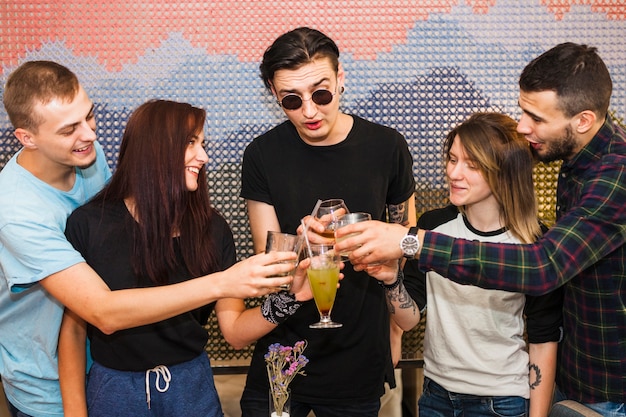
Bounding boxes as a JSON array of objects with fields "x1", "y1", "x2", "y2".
[
  {"x1": 3, "y1": 61, "x2": 80, "y2": 132},
  {"x1": 260, "y1": 27, "x2": 340, "y2": 89},
  {"x1": 94, "y1": 99, "x2": 218, "y2": 284},
  {"x1": 444, "y1": 112, "x2": 541, "y2": 243},
  {"x1": 519, "y1": 42, "x2": 612, "y2": 118}
]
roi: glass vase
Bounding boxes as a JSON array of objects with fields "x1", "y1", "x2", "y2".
[{"x1": 269, "y1": 388, "x2": 291, "y2": 417}]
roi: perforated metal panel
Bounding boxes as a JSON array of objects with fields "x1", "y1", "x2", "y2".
[{"x1": 2, "y1": 0, "x2": 625, "y2": 363}]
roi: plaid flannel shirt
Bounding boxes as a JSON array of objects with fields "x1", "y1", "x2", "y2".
[{"x1": 420, "y1": 117, "x2": 626, "y2": 403}]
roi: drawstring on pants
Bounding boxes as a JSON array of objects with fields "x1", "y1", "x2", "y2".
[{"x1": 145, "y1": 365, "x2": 171, "y2": 409}]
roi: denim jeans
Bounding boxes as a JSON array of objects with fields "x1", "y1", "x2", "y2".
[
  {"x1": 240, "y1": 385, "x2": 381, "y2": 417},
  {"x1": 418, "y1": 377, "x2": 528, "y2": 417},
  {"x1": 554, "y1": 387, "x2": 626, "y2": 417}
]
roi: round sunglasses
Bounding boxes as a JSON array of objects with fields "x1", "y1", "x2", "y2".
[{"x1": 277, "y1": 89, "x2": 337, "y2": 110}]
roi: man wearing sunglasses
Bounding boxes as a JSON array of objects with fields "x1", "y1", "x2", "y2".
[{"x1": 240, "y1": 27, "x2": 417, "y2": 417}]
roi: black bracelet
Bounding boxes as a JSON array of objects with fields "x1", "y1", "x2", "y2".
[
  {"x1": 378, "y1": 269, "x2": 404, "y2": 291},
  {"x1": 260, "y1": 291, "x2": 302, "y2": 325}
]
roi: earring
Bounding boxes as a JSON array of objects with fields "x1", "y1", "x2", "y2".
[{"x1": 340, "y1": 86, "x2": 345, "y2": 94}]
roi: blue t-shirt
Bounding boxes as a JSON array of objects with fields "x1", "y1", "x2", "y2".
[{"x1": 0, "y1": 142, "x2": 111, "y2": 417}]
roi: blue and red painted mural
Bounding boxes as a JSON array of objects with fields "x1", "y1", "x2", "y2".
[{"x1": 2, "y1": 0, "x2": 625, "y2": 254}]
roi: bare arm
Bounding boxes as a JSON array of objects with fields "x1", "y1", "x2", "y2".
[
  {"x1": 389, "y1": 320, "x2": 404, "y2": 367},
  {"x1": 211, "y1": 200, "x2": 312, "y2": 350},
  {"x1": 365, "y1": 260, "x2": 421, "y2": 331},
  {"x1": 246, "y1": 200, "x2": 281, "y2": 253},
  {"x1": 380, "y1": 195, "x2": 420, "y2": 331},
  {"x1": 41, "y1": 251, "x2": 296, "y2": 335},
  {"x1": 58, "y1": 309, "x2": 88, "y2": 417},
  {"x1": 215, "y1": 258, "x2": 313, "y2": 350},
  {"x1": 214, "y1": 298, "x2": 275, "y2": 350},
  {"x1": 529, "y1": 342, "x2": 558, "y2": 417}
]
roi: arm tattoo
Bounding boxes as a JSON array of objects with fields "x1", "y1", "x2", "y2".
[
  {"x1": 385, "y1": 283, "x2": 417, "y2": 316},
  {"x1": 388, "y1": 200, "x2": 410, "y2": 226},
  {"x1": 529, "y1": 363, "x2": 542, "y2": 390}
]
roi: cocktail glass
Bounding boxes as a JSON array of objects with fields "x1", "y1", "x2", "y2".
[
  {"x1": 314, "y1": 199, "x2": 349, "y2": 240},
  {"x1": 306, "y1": 243, "x2": 342, "y2": 329}
]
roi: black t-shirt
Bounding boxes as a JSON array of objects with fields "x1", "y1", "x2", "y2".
[
  {"x1": 65, "y1": 199, "x2": 236, "y2": 371},
  {"x1": 241, "y1": 115, "x2": 415, "y2": 403}
]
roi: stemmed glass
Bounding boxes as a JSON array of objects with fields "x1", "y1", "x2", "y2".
[
  {"x1": 314, "y1": 199, "x2": 349, "y2": 240},
  {"x1": 306, "y1": 243, "x2": 342, "y2": 329}
]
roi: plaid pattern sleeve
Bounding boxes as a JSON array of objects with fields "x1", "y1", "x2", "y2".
[{"x1": 418, "y1": 118, "x2": 626, "y2": 404}]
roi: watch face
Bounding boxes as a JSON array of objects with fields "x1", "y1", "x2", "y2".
[{"x1": 401, "y1": 235, "x2": 419, "y2": 255}]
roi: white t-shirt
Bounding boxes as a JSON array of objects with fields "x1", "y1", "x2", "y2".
[{"x1": 423, "y1": 211, "x2": 530, "y2": 398}]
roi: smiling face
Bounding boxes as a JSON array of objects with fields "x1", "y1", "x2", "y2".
[
  {"x1": 517, "y1": 90, "x2": 580, "y2": 162},
  {"x1": 446, "y1": 135, "x2": 498, "y2": 212},
  {"x1": 24, "y1": 85, "x2": 97, "y2": 171},
  {"x1": 270, "y1": 57, "x2": 346, "y2": 145},
  {"x1": 184, "y1": 130, "x2": 208, "y2": 192}
]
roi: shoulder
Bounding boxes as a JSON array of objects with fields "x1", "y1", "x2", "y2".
[
  {"x1": 243, "y1": 121, "x2": 295, "y2": 158},
  {"x1": 69, "y1": 198, "x2": 118, "y2": 220},
  {"x1": 209, "y1": 208, "x2": 230, "y2": 230},
  {"x1": 596, "y1": 118, "x2": 626, "y2": 163},
  {"x1": 418, "y1": 205, "x2": 459, "y2": 230},
  {"x1": 352, "y1": 115, "x2": 404, "y2": 139},
  {"x1": 208, "y1": 208, "x2": 234, "y2": 241},
  {"x1": 249, "y1": 121, "x2": 294, "y2": 144},
  {"x1": 0, "y1": 174, "x2": 62, "y2": 227}
]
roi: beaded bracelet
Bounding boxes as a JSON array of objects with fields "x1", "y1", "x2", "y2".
[
  {"x1": 260, "y1": 291, "x2": 302, "y2": 325},
  {"x1": 378, "y1": 268, "x2": 404, "y2": 291}
]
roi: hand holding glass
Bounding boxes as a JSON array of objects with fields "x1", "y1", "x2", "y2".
[
  {"x1": 265, "y1": 231, "x2": 301, "y2": 290},
  {"x1": 314, "y1": 199, "x2": 349, "y2": 240},
  {"x1": 335, "y1": 212, "x2": 371, "y2": 259},
  {"x1": 307, "y1": 243, "x2": 342, "y2": 328}
]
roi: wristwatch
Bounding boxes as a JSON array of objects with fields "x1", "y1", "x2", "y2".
[{"x1": 400, "y1": 227, "x2": 420, "y2": 259}]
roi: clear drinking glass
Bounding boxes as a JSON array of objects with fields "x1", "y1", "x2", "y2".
[
  {"x1": 306, "y1": 243, "x2": 342, "y2": 329},
  {"x1": 334, "y1": 212, "x2": 371, "y2": 259},
  {"x1": 265, "y1": 231, "x2": 301, "y2": 290},
  {"x1": 314, "y1": 199, "x2": 349, "y2": 240}
]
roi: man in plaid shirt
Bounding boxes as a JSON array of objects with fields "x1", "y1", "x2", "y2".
[{"x1": 335, "y1": 43, "x2": 625, "y2": 415}]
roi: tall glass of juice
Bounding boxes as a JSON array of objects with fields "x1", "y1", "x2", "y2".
[{"x1": 307, "y1": 243, "x2": 342, "y2": 329}]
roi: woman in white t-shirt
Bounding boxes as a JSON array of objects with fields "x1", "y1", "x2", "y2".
[{"x1": 365, "y1": 112, "x2": 563, "y2": 417}]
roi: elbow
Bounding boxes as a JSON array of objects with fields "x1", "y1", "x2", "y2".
[
  {"x1": 223, "y1": 335, "x2": 249, "y2": 351},
  {"x1": 87, "y1": 311, "x2": 122, "y2": 335},
  {"x1": 91, "y1": 321, "x2": 118, "y2": 336},
  {"x1": 398, "y1": 320, "x2": 420, "y2": 332},
  {"x1": 393, "y1": 313, "x2": 422, "y2": 332},
  {"x1": 220, "y1": 329, "x2": 250, "y2": 351}
]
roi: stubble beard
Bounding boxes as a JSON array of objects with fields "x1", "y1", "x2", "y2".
[{"x1": 531, "y1": 125, "x2": 577, "y2": 163}]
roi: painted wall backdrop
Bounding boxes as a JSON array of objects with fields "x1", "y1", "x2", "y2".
[{"x1": 2, "y1": 0, "x2": 626, "y2": 259}]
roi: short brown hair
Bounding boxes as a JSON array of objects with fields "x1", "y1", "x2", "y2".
[{"x1": 3, "y1": 61, "x2": 80, "y2": 133}]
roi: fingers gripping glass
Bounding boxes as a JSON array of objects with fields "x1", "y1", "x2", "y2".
[{"x1": 278, "y1": 89, "x2": 336, "y2": 110}]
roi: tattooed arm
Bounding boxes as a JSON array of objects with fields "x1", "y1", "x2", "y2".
[
  {"x1": 387, "y1": 194, "x2": 416, "y2": 227},
  {"x1": 383, "y1": 268, "x2": 421, "y2": 330},
  {"x1": 385, "y1": 195, "x2": 419, "y2": 333},
  {"x1": 528, "y1": 341, "x2": 558, "y2": 417},
  {"x1": 365, "y1": 259, "x2": 421, "y2": 331}
]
